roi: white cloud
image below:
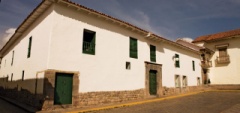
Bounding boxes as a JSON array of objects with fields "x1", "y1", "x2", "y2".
[{"x1": 0, "y1": 28, "x2": 16, "y2": 49}]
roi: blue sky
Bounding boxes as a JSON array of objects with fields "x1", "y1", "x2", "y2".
[{"x1": 0, "y1": 0, "x2": 240, "y2": 47}]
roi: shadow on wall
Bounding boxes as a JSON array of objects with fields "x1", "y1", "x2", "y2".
[{"x1": 0, "y1": 77, "x2": 54, "y2": 111}]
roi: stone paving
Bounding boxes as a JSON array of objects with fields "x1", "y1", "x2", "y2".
[{"x1": 92, "y1": 91, "x2": 240, "y2": 113}]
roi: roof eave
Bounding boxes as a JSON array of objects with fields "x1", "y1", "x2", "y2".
[{"x1": 0, "y1": 0, "x2": 54, "y2": 57}]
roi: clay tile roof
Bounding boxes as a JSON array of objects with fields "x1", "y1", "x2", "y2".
[{"x1": 193, "y1": 29, "x2": 240, "y2": 43}]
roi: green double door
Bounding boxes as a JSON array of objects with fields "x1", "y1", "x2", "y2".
[
  {"x1": 54, "y1": 73, "x2": 73, "y2": 105},
  {"x1": 149, "y1": 70, "x2": 157, "y2": 95}
]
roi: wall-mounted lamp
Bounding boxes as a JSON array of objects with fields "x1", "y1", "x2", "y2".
[{"x1": 175, "y1": 58, "x2": 179, "y2": 61}]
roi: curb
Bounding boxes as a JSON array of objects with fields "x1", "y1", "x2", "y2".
[{"x1": 67, "y1": 91, "x2": 206, "y2": 113}]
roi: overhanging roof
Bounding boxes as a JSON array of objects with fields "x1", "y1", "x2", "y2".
[{"x1": 0, "y1": 0, "x2": 200, "y2": 56}]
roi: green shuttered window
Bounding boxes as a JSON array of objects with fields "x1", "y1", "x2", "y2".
[
  {"x1": 82, "y1": 29, "x2": 96, "y2": 55},
  {"x1": 11, "y1": 51, "x2": 14, "y2": 66},
  {"x1": 192, "y1": 60, "x2": 195, "y2": 71},
  {"x1": 22, "y1": 70, "x2": 24, "y2": 81},
  {"x1": 150, "y1": 45, "x2": 156, "y2": 62},
  {"x1": 175, "y1": 54, "x2": 180, "y2": 68},
  {"x1": 129, "y1": 37, "x2": 138, "y2": 58},
  {"x1": 27, "y1": 37, "x2": 32, "y2": 58}
]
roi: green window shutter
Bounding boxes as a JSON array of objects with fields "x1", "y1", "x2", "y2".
[
  {"x1": 22, "y1": 70, "x2": 24, "y2": 81},
  {"x1": 192, "y1": 61, "x2": 195, "y2": 71},
  {"x1": 92, "y1": 34, "x2": 96, "y2": 55},
  {"x1": 130, "y1": 37, "x2": 138, "y2": 58},
  {"x1": 175, "y1": 54, "x2": 180, "y2": 68},
  {"x1": 82, "y1": 29, "x2": 96, "y2": 55},
  {"x1": 150, "y1": 45, "x2": 156, "y2": 62},
  {"x1": 11, "y1": 51, "x2": 14, "y2": 66},
  {"x1": 27, "y1": 37, "x2": 32, "y2": 58}
]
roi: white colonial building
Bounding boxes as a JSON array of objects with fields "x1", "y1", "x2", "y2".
[
  {"x1": 0, "y1": 0, "x2": 202, "y2": 110},
  {"x1": 193, "y1": 29, "x2": 240, "y2": 85}
]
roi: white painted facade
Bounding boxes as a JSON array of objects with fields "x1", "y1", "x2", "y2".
[
  {"x1": 0, "y1": 2, "x2": 201, "y2": 94},
  {"x1": 195, "y1": 37, "x2": 240, "y2": 84}
]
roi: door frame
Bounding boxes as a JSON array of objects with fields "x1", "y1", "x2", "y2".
[
  {"x1": 42, "y1": 69, "x2": 79, "y2": 109},
  {"x1": 145, "y1": 62, "x2": 163, "y2": 97}
]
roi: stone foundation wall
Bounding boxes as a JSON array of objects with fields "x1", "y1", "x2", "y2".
[
  {"x1": 162, "y1": 86, "x2": 210, "y2": 96},
  {"x1": 210, "y1": 85, "x2": 240, "y2": 90},
  {"x1": 0, "y1": 87, "x2": 44, "y2": 110},
  {"x1": 75, "y1": 89, "x2": 145, "y2": 108}
]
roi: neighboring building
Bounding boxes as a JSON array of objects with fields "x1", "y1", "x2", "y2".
[
  {"x1": 0, "y1": 0, "x2": 202, "y2": 110},
  {"x1": 176, "y1": 39, "x2": 214, "y2": 85},
  {"x1": 193, "y1": 29, "x2": 240, "y2": 85}
]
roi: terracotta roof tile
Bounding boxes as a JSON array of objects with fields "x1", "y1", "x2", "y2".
[{"x1": 193, "y1": 29, "x2": 240, "y2": 43}]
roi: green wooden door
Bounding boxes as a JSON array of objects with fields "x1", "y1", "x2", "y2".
[
  {"x1": 54, "y1": 73, "x2": 73, "y2": 105},
  {"x1": 149, "y1": 70, "x2": 157, "y2": 95}
]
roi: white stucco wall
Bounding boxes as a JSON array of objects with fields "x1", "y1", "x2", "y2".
[
  {"x1": 0, "y1": 5, "x2": 55, "y2": 93},
  {"x1": 204, "y1": 37, "x2": 240, "y2": 84},
  {"x1": 48, "y1": 4, "x2": 201, "y2": 93},
  {"x1": 0, "y1": 3, "x2": 202, "y2": 94}
]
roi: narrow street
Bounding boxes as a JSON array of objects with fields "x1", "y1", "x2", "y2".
[
  {"x1": 94, "y1": 91, "x2": 240, "y2": 113},
  {"x1": 0, "y1": 98, "x2": 28, "y2": 113}
]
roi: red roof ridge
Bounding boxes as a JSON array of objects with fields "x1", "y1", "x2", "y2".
[{"x1": 193, "y1": 28, "x2": 240, "y2": 43}]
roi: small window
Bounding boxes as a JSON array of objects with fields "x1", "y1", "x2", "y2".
[
  {"x1": 11, "y1": 73, "x2": 13, "y2": 82},
  {"x1": 218, "y1": 48, "x2": 227, "y2": 57},
  {"x1": 11, "y1": 51, "x2": 14, "y2": 66},
  {"x1": 82, "y1": 29, "x2": 96, "y2": 55},
  {"x1": 129, "y1": 37, "x2": 138, "y2": 59},
  {"x1": 182, "y1": 76, "x2": 187, "y2": 87},
  {"x1": 175, "y1": 75, "x2": 180, "y2": 88},
  {"x1": 192, "y1": 60, "x2": 195, "y2": 71},
  {"x1": 197, "y1": 77, "x2": 201, "y2": 86},
  {"x1": 150, "y1": 45, "x2": 156, "y2": 62},
  {"x1": 22, "y1": 70, "x2": 24, "y2": 81},
  {"x1": 175, "y1": 54, "x2": 180, "y2": 68},
  {"x1": 27, "y1": 37, "x2": 32, "y2": 58},
  {"x1": 7, "y1": 75, "x2": 9, "y2": 82},
  {"x1": 126, "y1": 62, "x2": 131, "y2": 70}
]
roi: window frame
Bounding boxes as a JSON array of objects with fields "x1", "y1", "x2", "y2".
[
  {"x1": 129, "y1": 37, "x2": 138, "y2": 59},
  {"x1": 175, "y1": 75, "x2": 181, "y2": 88},
  {"x1": 11, "y1": 73, "x2": 13, "y2": 82},
  {"x1": 11, "y1": 51, "x2": 14, "y2": 66},
  {"x1": 218, "y1": 48, "x2": 228, "y2": 57},
  {"x1": 192, "y1": 60, "x2": 195, "y2": 71},
  {"x1": 182, "y1": 76, "x2": 187, "y2": 87},
  {"x1": 175, "y1": 54, "x2": 180, "y2": 68},
  {"x1": 27, "y1": 37, "x2": 32, "y2": 58},
  {"x1": 126, "y1": 62, "x2": 131, "y2": 70},
  {"x1": 197, "y1": 77, "x2": 201, "y2": 86},
  {"x1": 150, "y1": 45, "x2": 156, "y2": 62},
  {"x1": 22, "y1": 70, "x2": 24, "y2": 81},
  {"x1": 82, "y1": 29, "x2": 96, "y2": 55}
]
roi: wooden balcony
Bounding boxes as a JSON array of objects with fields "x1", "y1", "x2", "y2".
[
  {"x1": 201, "y1": 60, "x2": 212, "y2": 68},
  {"x1": 216, "y1": 55, "x2": 230, "y2": 64}
]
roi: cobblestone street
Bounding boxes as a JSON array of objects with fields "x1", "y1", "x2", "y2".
[
  {"x1": 0, "y1": 98, "x2": 28, "y2": 113},
  {"x1": 93, "y1": 91, "x2": 240, "y2": 113}
]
